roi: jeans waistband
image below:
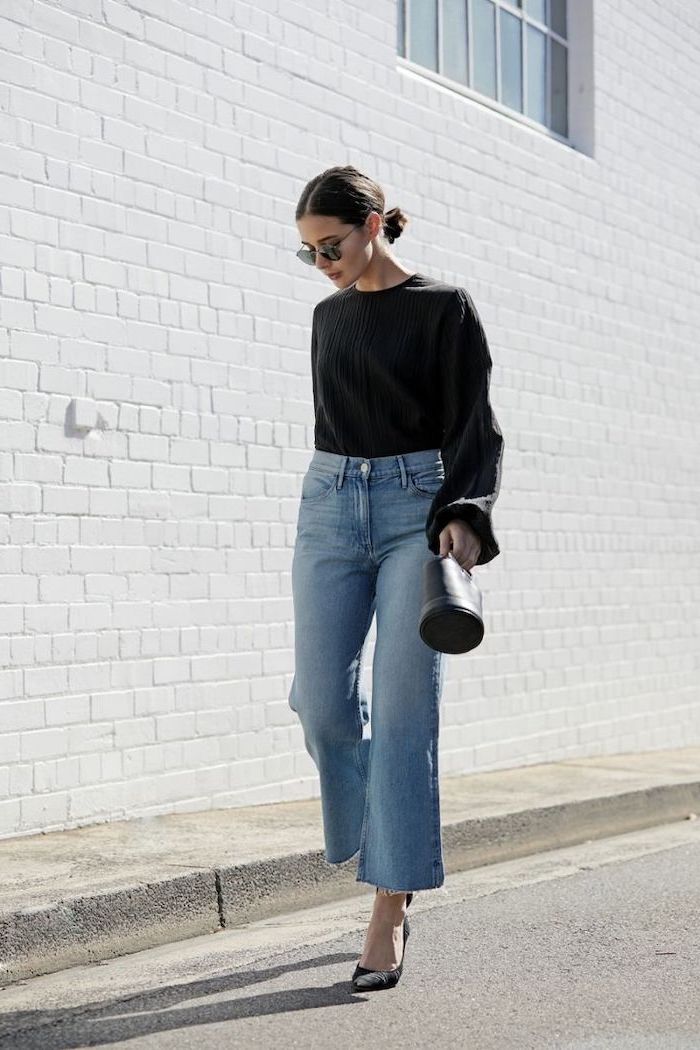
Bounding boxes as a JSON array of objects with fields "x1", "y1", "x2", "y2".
[{"x1": 309, "y1": 447, "x2": 443, "y2": 482}]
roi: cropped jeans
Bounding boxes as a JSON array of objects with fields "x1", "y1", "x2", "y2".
[{"x1": 288, "y1": 448, "x2": 449, "y2": 893}]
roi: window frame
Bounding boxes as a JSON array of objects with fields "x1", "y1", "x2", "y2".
[{"x1": 398, "y1": 0, "x2": 570, "y2": 145}]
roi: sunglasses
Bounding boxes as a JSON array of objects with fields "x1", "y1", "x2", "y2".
[{"x1": 296, "y1": 223, "x2": 365, "y2": 266}]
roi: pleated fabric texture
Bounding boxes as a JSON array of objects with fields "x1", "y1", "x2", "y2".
[{"x1": 310, "y1": 272, "x2": 505, "y2": 565}]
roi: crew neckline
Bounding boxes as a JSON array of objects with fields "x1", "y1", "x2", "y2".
[{"x1": 350, "y1": 272, "x2": 420, "y2": 295}]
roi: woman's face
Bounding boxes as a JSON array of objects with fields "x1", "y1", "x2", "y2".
[{"x1": 296, "y1": 213, "x2": 379, "y2": 288}]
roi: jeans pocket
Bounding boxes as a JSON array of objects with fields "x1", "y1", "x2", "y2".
[
  {"x1": 408, "y1": 468, "x2": 445, "y2": 498},
  {"x1": 300, "y1": 468, "x2": 338, "y2": 503}
]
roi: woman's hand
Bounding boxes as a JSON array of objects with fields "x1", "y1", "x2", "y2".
[{"x1": 438, "y1": 520, "x2": 481, "y2": 572}]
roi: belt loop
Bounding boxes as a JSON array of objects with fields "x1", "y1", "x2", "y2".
[
  {"x1": 397, "y1": 454, "x2": 407, "y2": 488},
  {"x1": 337, "y1": 456, "x2": 347, "y2": 489}
]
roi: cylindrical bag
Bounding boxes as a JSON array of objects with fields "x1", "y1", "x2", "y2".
[{"x1": 419, "y1": 553, "x2": 484, "y2": 654}]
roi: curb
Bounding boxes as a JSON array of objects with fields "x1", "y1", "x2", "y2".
[{"x1": 1, "y1": 758, "x2": 699, "y2": 987}]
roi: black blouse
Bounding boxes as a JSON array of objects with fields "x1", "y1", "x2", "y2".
[{"x1": 310, "y1": 271, "x2": 504, "y2": 565}]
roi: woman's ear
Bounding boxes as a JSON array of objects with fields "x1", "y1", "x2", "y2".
[{"x1": 366, "y1": 211, "x2": 383, "y2": 240}]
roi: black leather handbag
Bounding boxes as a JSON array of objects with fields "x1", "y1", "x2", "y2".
[{"x1": 419, "y1": 553, "x2": 484, "y2": 654}]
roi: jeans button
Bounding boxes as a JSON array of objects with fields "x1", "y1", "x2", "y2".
[{"x1": 360, "y1": 462, "x2": 369, "y2": 473}]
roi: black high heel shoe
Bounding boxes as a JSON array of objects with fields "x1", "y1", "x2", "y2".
[{"x1": 351, "y1": 891, "x2": 413, "y2": 992}]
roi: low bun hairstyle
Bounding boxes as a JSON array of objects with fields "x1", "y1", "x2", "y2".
[
  {"x1": 296, "y1": 165, "x2": 409, "y2": 245},
  {"x1": 382, "y1": 205, "x2": 409, "y2": 244}
]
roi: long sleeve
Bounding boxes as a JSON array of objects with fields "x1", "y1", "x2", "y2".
[
  {"x1": 310, "y1": 305, "x2": 319, "y2": 415},
  {"x1": 425, "y1": 287, "x2": 505, "y2": 565}
]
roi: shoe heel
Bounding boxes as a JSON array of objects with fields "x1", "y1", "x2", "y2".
[{"x1": 351, "y1": 907, "x2": 411, "y2": 992}]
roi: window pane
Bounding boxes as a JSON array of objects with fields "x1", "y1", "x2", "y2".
[
  {"x1": 550, "y1": 36, "x2": 568, "y2": 136},
  {"x1": 525, "y1": 24, "x2": 545, "y2": 124},
  {"x1": 398, "y1": 0, "x2": 406, "y2": 55},
  {"x1": 409, "y1": 0, "x2": 438, "y2": 70},
  {"x1": 442, "y1": 0, "x2": 468, "y2": 84},
  {"x1": 473, "y1": 0, "x2": 496, "y2": 99},
  {"x1": 550, "y1": 0, "x2": 567, "y2": 38},
  {"x1": 500, "y1": 8, "x2": 522, "y2": 111},
  {"x1": 524, "y1": 0, "x2": 546, "y2": 24}
]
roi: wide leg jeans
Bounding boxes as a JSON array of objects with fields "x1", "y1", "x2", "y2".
[{"x1": 288, "y1": 448, "x2": 448, "y2": 892}]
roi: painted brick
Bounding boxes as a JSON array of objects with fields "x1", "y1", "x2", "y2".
[{"x1": 0, "y1": 0, "x2": 698, "y2": 840}]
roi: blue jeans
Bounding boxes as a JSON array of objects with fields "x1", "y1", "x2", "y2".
[{"x1": 288, "y1": 448, "x2": 448, "y2": 892}]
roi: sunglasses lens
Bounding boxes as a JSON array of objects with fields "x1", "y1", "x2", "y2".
[{"x1": 296, "y1": 243, "x2": 344, "y2": 265}]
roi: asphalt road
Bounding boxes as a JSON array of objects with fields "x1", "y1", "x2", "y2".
[{"x1": 1, "y1": 818, "x2": 699, "y2": 1049}]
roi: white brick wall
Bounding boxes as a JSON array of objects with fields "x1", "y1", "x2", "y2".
[{"x1": 1, "y1": 0, "x2": 698, "y2": 838}]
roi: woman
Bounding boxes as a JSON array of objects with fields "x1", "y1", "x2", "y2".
[{"x1": 288, "y1": 165, "x2": 504, "y2": 992}]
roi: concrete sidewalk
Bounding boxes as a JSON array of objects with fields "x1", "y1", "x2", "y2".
[{"x1": 1, "y1": 746, "x2": 698, "y2": 987}]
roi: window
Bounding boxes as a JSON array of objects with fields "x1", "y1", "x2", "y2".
[{"x1": 398, "y1": 0, "x2": 568, "y2": 140}]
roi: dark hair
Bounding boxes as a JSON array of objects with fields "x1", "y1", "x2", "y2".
[{"x1": 296, "y1": 165, "x2": 409, "y2": 244}]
